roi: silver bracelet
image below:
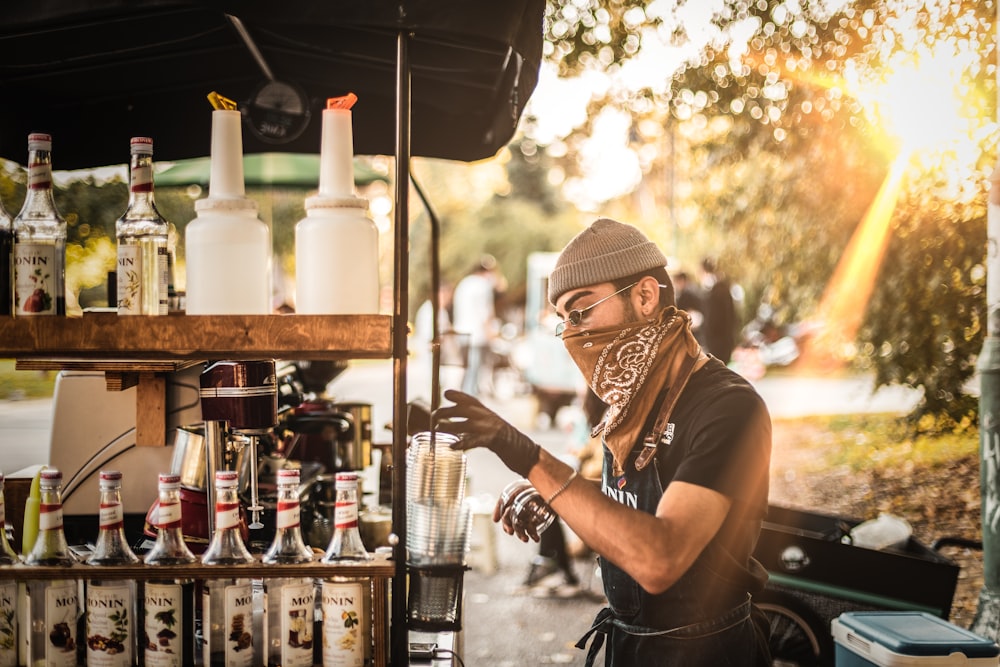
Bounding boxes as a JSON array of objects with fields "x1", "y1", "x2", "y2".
[{"x1": 546, "y1": 470, "x2": 578, "y2": 505}]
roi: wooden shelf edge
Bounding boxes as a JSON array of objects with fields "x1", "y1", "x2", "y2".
[
  {"x1": 2, "y1": 553, "x2": 396, "y2": 581},
  {"x1": 0, "y1": 313, "x2": 394, "y2": 361}
]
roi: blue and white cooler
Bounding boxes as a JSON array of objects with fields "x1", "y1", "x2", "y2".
[{"x1": 832, "y1": 612, "x2": 1000, "y2": 666}]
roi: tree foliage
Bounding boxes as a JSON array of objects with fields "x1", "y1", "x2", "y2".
[{"x1": 539, "y1": 0, "x2": 996, "y2": 427}]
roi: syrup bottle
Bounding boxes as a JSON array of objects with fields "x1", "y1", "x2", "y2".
[
  {"x1": 263, "y1": 468, "x2": 315, "y2": 667},
  {"x1": 143, "y1": 473, "x2": 197, "y2": 667},
  {"x1": 201, "y1": 470, "x2": 256, "y2": 667},
  {"x1": 320, "y1": 472, "x2": 372, "y2": 667},
  {"x1": 116, "y1": 137, "x2": 170, "y2": 316},
  {"x1": 12, "y1": 133, "x2": 66, "y2": 316},
  {"x1": 24, "y1": 469, "x2": 79, "y2": 667},
  {"x1": 85, "y1": 470, "x2": 140, "y2": 667},
  {"x1": 0, "y1": 472, "x2": 19, "y2": 667}
]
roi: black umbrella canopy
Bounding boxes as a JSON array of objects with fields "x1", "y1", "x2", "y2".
[{"x1": 0, "y1": 0, "x2": 544, "y2": 170}]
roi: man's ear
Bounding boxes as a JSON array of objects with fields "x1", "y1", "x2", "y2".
[{"x1": 637, "y1": 276, "x2": 661, "y2": 317}]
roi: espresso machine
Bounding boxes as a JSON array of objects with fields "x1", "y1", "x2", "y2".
[{"x1": 199, "y1": 359, "x2": 278, "y2": 534}]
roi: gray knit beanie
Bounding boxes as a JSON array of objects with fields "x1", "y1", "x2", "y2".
[{"x1": 548, "y1": 218, "x2": 667, "y2": 304}]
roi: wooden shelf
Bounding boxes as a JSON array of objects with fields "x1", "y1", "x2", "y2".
[
  {"x1": 0, "y1": 312, "x2": 394, "y2": 446},
  {"x1": 4, "y1": 552, "x2": 395, "y2": 581},
  {"x1": 0, "y1": 312, "x2": 394, "y2": 361}
]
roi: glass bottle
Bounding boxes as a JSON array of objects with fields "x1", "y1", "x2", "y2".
[
  {"x1": 144, "y1": 473, "x2": 197, "y2": 667},
  {"x1": 24, "y1": 469, "x2": 79, "y2": 667},
  {"x1": 12, "y1": 132, "x2": 66, "y2": 316},
  {"x1": 116, "y1": 136, "x2": 169, "y2": 316},
  {"x1": 320, "y1": 472, "x2": 372, "y2": 667},
  {"x1": 0, "y1": 197, "x2": 11, "y2": 317},
  {"x1": 85, "y1": 470, "x2": 140, "y2": 667},
  {"x1": 263, "y1": 469, "x2": 315, "y2": 667},
  {"x1": 201, "y1": 470, "x2": 256, "y2": 667},
  {"x1": 0, "y1": 473, "x2": 18, "y2": 667}
]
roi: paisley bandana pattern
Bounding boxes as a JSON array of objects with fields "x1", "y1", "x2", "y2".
[{"x1": 563, "y1": 306, "x2": 703, "y2": 474}]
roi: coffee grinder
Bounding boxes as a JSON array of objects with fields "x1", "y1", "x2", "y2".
[{"x1": 199, "y1": 360, "x2": 278, "y2": 533}]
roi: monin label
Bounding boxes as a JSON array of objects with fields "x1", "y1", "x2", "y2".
[
  {"x1": 13, "y1": 244, "x2": 57, "y2": 315},
  {"x1": 43, "y1": 581, "x2": 78, "y2": 667},
  {"x1": 86, "y1": 583, "x2": 132, "y2": 666},
  {"x1": 280, "y1": 582, "x2": 314, "y2": 667},
  {"x1": 0, "y1": 582, "x2": 15, "y2": 667},
  {"x1": 144, "y1": 583, "x2": 183, "y2": 667},
  {"x1": 321, "y1": 581, "x2": 364, "y2": 666}
]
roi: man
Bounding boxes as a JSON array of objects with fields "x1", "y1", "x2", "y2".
[
  {"x1": 672, "y1": 270, "x2": 705, "y2": 345},
  {"x1": 451, "y1": 256, "x2": 499, "y2": 395},
  {"x1": 700, "y1": 256, "x2": 738, "y2": 365},
  {"x1": 435, "y1": 218, "x2": 772, "y2": 666}
]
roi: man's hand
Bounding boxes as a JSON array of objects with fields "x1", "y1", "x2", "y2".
[{"x1": 433, "y1": 389, "x2": 540, "y2": 477}]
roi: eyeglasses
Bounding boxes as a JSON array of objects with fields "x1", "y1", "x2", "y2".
[{"x1": 554, "y1": 282, "x2": 638, "y2": 337}]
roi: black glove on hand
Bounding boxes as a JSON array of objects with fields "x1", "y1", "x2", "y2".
[{"x1": 433, "y1": 389, "x2": 540, "y2": 477}]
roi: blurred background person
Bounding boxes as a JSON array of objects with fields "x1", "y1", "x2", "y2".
[
  {"x1": 700, "y1": 256, "x2": 738, "y2": 365},
  {"x1": 672, "y1": 270, "x2": 705, "y2": 346},
  {"x1": 452, "y1": 255, "x2": 501, "y2": 395}
]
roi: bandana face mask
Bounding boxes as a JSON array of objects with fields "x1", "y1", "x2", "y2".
[{"x1": 562, "y1": 307, "x2": 702, "y2": 474}]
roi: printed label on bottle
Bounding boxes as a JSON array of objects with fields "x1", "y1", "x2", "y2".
[
  {"x1": 86, "y1": 582, "x2": 133, "y2": 667},
  {"x1": 99, "y1": 502, "x2": 124, "y2": 530},
  {"x1": 224, "y1": 583, "x2": 254, "y2": 667},
  {"x1": 14, "y1": 243, "x2": 58, "y2": 315},
  {"x1": 0, "y1": 581, "x2": 16, "y2": 667},
  {"x1": 157, "y1": 246, "x2": 169, "y2": 314},
  {"x1": 157, "y1": 500, "x2": 181, "y2": 528},
  {"x1": 131, "y1": 164, "x2": 153, "y2": 193},
  {"x1": 144, "y1": 582, "x2": 183, "y2": 667},
  {"x1": 333, "y1": 501, "x2": 359, "y2": 530},
  {"x1": 321, "y1": 581, "x2": 365, "y2": 667},
  {"x1": 44, "y1": 581, "x2": 79, "y2": 667},
  {"x1": 38, "y1": 502, "x2": 63, "y2": 531},
  {"x1": 117, "y1": 245, "x2": 143, "y2": 315},
  {"x1": 275, "y1": 500, "x2": 300, "y2": 530},
  {"x1": 28, "y1": 160, "x2": 51, "y2": 190},
  {"x1": 215, "y1": 502, "x2": 240, "y2": 531},
  {"x1": 279, "y1": 582, "x2": 314, "y2": 667}
]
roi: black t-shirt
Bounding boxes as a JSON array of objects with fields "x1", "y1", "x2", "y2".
[{"x1": 650, "y1": 356, "x2": 772, "y2": 593}]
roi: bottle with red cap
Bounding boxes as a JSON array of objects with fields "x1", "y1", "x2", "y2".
[
  {"x1": 85, "y1": 469, "x2": 140, "y2": 666},
  {"x1": 12, "y1": 132, "x2": 66, "y2": 316},
  {"x1": 201, "y1": 470, "x2": 256, "y2": 667},
  {"x1": 24, "y1": 468, "x2": 79, "y2": 667},
  {"x1": 144, "y1": 472, "x2": 197, "y2": 667},
  {"x1": 263, "y1": 468, "x2": 315, "y2": 667},
  {"x1": 0, "y1": 472, "x2": 20, "y2": 667},
  {"x1": 320, "y1": 472, "x2": 372, "y2": 667},
  {"x1": 116, "y1": 136, "x2": 170, "y2": 316}
]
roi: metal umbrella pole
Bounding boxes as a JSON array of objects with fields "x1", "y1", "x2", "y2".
[
  {"x1": 971, "y1": 4, "x2": 1000, "y2": 638},
  {"x1": 391, "y1": 29, "x2": 412, "y2": 666}
]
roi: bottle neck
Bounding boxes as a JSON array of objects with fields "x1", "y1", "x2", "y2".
[
  {"x1": 263, "y1": 486, "x2": 311, "y2": 563},
  {"x1": 17, "y1": 149, "x2": 62, "y2": 224},
  {"x1": 27, "y1": 486, "x2": 73, "y2": 564},
  {"x1": 202, "y1": 482, "x2": 253, "y2": 564},
  {"x1": 127, "y1": 152, "x2": 158, "y2": 212},
  {"x1": 146, "y1": 488, "x2": 196, "y2": 565},
  {"x1": 91, "y1": 485, "x2": 139, "y2": 564}
]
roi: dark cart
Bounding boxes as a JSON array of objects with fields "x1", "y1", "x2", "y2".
[{"x1": 754, "y1": 504, "x2": 960, "y2": 666}]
